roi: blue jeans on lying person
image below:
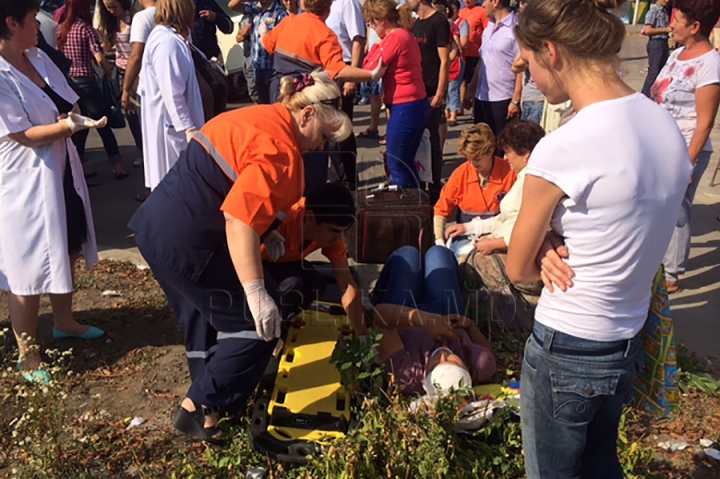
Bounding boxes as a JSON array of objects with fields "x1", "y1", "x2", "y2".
[
  {"x1": 521, "y1": 321, "x2": 643, "y2": 479},
  {"x1": 385, "y1": 98, "x2": 431, "y2": 189},
  {"x1": 371, "y1": 245, "x2": 466, "y2": 317}
]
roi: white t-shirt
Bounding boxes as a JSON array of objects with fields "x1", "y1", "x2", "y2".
[
  {"x1": 325, "y1": 0, "x2": 366, "y2": 63},
  {"x1": 129, "y1": 6, "x2": 157, "y2": 44},
  {"x1": 651, "y1": 48, "x2": 720, "y2": 152},
  {"x1": 526, "y1": 93, "x2": 692, "y2": 342}
]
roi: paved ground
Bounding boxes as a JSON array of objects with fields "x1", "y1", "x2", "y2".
[{"x1": 81, "y1": 26, "x2": 719, "y2": 368}]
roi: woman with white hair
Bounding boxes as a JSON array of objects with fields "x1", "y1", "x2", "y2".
[{"x1": 128, "y1": 69, "x2": 352, "y2": 443}]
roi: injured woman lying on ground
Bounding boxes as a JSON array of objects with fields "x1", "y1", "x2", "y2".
[{"x1": 366, "y1": 246, "x2": 496, "y2": 400}]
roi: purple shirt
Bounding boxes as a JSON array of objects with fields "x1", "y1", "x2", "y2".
[
  {"x1": 475, "y1": 11, "x2": 519, "y2": 102},
  {"x1": 386, "y1": 327, "x2": 496, "y2": 396}
]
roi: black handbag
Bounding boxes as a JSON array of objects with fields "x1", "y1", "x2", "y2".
[
  {"x1": 101, "y1": 74, "x2": 126, "y2": 129},
  {"x1": 189, "y1": 44, "x2": 228, "y2": 122}
]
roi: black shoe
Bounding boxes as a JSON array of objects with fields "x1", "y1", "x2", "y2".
[{"x1": 171, "y1": 403, "x2": 223, "y2": 444}]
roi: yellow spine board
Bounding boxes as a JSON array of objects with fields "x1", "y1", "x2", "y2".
[{"x1": 268, "y1": 303, "x2": 352, "y2": 443}]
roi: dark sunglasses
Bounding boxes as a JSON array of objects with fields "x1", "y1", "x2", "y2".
[{"x1": 319, "y1": 97, "x2": 342, "y2": 110}]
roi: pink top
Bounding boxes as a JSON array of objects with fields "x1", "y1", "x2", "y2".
[{"x1": 363, "y1": 28, "x2": 426, "y2": 106}]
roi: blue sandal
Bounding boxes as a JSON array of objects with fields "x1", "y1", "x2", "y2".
[{"x1": 17, "y1": 363, "x2": 51, "y2": 384}]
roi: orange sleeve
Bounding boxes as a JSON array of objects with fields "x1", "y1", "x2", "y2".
[
  {"x1": 263, "y1": 22, "x2": 280, "y2": 55},
  {"x1": 323, "y1": 239, "x2": 348, "y2": 263},
  {"x1": 317, "y1": 29, "x2": 348, "y2": 79},
  {"x1": 221, "y1": 151, "x2": 304, "y2": 237},
  {"x1": 434, "y1": 170, "x2": 462, "y2": 217},
  {"x1": 481, "y1": 12, "x2": 489, "y2": 29}
]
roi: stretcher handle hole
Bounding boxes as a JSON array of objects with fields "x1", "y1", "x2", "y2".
[
  {"x1": 275, "y1": 428, "x2": 291, "y2": 439},
  {"x1": 276, "y1": 389, "x2": 287, "y2": 404},
  {"x1": 285, "y1": 351, "x2": 294, "y2": 363}
]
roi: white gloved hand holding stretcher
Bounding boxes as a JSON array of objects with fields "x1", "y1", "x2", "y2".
[{"x1": 242, "y1": 279, "x2": 282, "y2": 341}]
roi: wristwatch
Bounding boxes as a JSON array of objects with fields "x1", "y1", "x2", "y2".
[{"x1": 511, "y1": 100, "x2": 521, "y2": 107}]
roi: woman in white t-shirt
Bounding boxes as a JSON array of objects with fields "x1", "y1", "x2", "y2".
[
  {"x1": 650, "y1": 0, "x2": 720, "y2": 293},
  {"x1": 505, "y1": 0, "x2": 692, "y2": 477}
]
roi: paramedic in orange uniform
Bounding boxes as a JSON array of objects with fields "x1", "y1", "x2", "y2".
[
  {"x1": 127, "y1": 70, "x2": 352, "y2": 444},
  {"x1": 261, "y1": 183, "x2": 366, "y2": 335},
  {"x1": 262, "y1": 0, "x2": 387, "y2": 192},
  {"x1": 433, "y1": 123, "x2": 516, "y2": 257},
  {"x1": 262, "y1": 0, "x2": 386, "y2": 103}
]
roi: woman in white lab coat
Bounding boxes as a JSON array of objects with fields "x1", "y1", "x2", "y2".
[
  {"x1": 0, "y1": 0, "x2": 106, "y2": 383},
  {"x1": 139, "y1": 0, "x2": 205, "y2": 191}
]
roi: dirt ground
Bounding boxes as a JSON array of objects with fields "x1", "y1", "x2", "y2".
[{"x1": 1, "y1": 260, "x2": 719, "y2": 478}]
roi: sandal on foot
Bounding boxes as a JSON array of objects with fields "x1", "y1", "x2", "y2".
[
  {"x1": 171, "y1": 403, "x2": 223, "y2": 444},
  {"x1": 17, "y1": 363, "x2": 51, "y2": 384},
  {"x1": 356, "y1": 129, "x2": 380, "y2": 140}
]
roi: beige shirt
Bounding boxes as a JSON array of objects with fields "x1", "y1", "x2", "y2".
[{"x1": 489, "y1": 168, "x2": 526, "y2": 246}]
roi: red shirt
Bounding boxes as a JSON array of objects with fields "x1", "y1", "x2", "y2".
[
  {"x1": 58, "y1": 20, "x2": 102, "y2": 78},
  {"x1": 458, "y1": 5, "x2": 488, "y2": 58},
  {"x1": 261, "y1": 199, "x2": 347, "y2": 263},
  {"x1": 363, "y1": 28, "x2": 426, "y2": 106}
]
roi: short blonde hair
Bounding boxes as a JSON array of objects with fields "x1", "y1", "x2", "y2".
[
  {"x1": 278, "y1": 70, "x2": 352, "y2": 143},
  {"x1": 458, "y1": 123, "x2": 495, "y2": 159},
  {"x1": 362, "y1": 0, "x2": 400, "y2": 24},
  {"x1": 155, "y1": 0, "x2": 194, "y2": 33}
]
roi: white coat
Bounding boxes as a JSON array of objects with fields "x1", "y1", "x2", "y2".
[
  {"x1": 139, "y1": 26, "x2": 205, "y2": 190},
  {"x1": 0, "y1": 48, "x2": 98, "y2": 295}
]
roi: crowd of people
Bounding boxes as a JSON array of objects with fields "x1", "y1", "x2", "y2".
[{"x1": 1, "y1": 0, "x2": 720, "y2": 476}]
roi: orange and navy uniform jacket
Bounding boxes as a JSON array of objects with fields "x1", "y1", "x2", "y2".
[
  {"x1": 434, "y1": 159, "x2": 517, "y2": 219},
  {"x1": 262, "y1": 12, "x2": 347, "y2": 83},
  {"x1": 261, "y1": 198, "x2": 348, "y2": 263},
  {"x1": 127, "y1": 103, "x2": 305, "y2": 281},
  {"x1": 207, "y1": 103, "x2": 305, "y2": 237}
]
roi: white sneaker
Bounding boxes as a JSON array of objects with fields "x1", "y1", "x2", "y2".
[{"x1": 133, "y1": 157, "x2": 143, "y2": 168}]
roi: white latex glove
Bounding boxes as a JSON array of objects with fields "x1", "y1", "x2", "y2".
[
  {"x1": 185, "y1": 126, "x2": 198, "y2": 143},
  {"x1": 263, "y1": 230, "x2": 285, "y2": 261},
  {"x1": 435, "y1": 238, "x2": 447, "y2": 247},
  {"x1": 370, "y1": 57, "x2": 387, "y2": 81},
  {"x1": 65, "y1": 112, "x2": 108, "y2": 133},
  {"x1": 243, "y1": 279, "x2": 282, "y2": 341},
  {"x1": 463, "y1": 217, "x2": 494, "y2": 237}
]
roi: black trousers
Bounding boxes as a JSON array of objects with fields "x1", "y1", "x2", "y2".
[
  {"x1": 143, "y1": 249, "x2": 279, "y2": 416},
  {"x1": 428, "y1": 106, "x2": 444, "y2": 203},
  {"x1": 473, "y1": 98, "x2": 512, "y2": 137}
]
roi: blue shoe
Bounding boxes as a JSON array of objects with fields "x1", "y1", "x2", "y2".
[
  {"x1": 52, "y1": 326, "x2": 105, "y2": 340},
  {"x1": 17, "y1": 363, "x2": 51, "y2": 384}
]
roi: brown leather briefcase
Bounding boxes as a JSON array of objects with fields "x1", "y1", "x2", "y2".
[{"x1": 347, "y1": 188, "x2": 434, "y2": 264}]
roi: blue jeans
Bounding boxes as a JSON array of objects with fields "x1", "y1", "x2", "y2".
[
  {"x1": 447, "y1": 61, "x2": 465, "y2": 113},
  {"x1": 522, "y1": 100, "x2": 544, "y2": 125},
  {"x1": 521, "y1": 321, "x2": 643, "y2": 479},
  {"x1": 386, "y1": 98, "x2": 431, "y2": 189},
  {"x1": 642, "y1": 38, "x2": 669, "y2": 98},
  {"x1": 448, "y1": 236, "x2": 472, "y2": 258},
  {"x1": 371, "y1": 246, "x2": 466, "y2": 316},
  {"x1": 662, "y1": 150, "x2": 711, "y2": 281}
]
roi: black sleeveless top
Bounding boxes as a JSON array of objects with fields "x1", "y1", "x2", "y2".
[{"x1": 41, "y1": 84, "x2": 87, "y2": 254}]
